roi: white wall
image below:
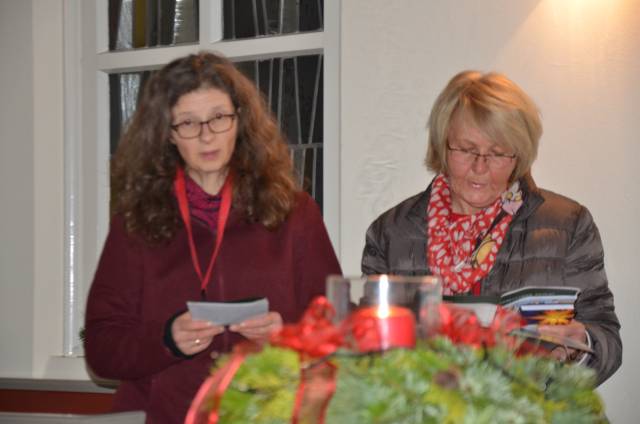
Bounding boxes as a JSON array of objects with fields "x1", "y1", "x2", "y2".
[
  {"x1": 341, "y1": 1, "x2": 639, "y2": 422},
  {"x1": 0, "y1": 0, "x2": 35, "y2": 378},
  {"x1": 31, "y1": 0, "x2": 65, "y2": 377},
  {"x1": 0, "y1": 0, "x2": 68, "y2": 380}
]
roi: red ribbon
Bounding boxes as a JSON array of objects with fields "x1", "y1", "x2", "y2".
[
  {"x1": 270, "y1": 296, "x2": 344, "y2": 358},
  {"x1": 436, "y1": 303, "x2": 531, "y2": 351},
  {"x1": 269, "y1": 297, "x2": 411, "y2": 356}
]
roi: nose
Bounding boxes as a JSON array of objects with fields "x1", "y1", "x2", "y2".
[
  {"x1": 199, "y1": 122, "x2": 216, "y2": 142},
  {"x1": 471, "y1": 154, "x2": 489, "y2": 173}
]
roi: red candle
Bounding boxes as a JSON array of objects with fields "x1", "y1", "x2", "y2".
[{"x1": 351, "y1": 305, "x2": 416, "y2": 352}]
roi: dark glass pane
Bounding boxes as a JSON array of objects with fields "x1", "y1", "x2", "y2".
[
  {"x1": 264, "y1": 0, "x2": 280, "y2": 35},
  {"x1": 315, "y1": 145, "x2": 323, "y2": 207},
  {"x1": 235, "y1": 53, "x2": 324, "y2": 208},
  {"x1": 280, "y1": 58, "x2": 299, "y2": 144},
  {"x1": 108, "y1": 74, "x2": 122, "y2": 154},
  {"x1": 108, "y1": 0, "x2": 198, "y2": 51},
  {"x1": 296, "y1": 55, "x2": 322, "y2": 143},
  {"x1": 303, "y1": 144, "x2": 314, "y2": 195},
  {"x1": 311, "y1": 57, "x2": 323, "y2": 144},
  {"x1": 109, "y1": 71, "x2": 153, "y2": 155},
  {"x1": 257, "y1": 59, "x2": 272, "y2": 101},
  {"x1": 280, "y1": 0, "x2": 297, "y2": 33},
  {"x1": 234, "y1": 61, "x2": 256, "y2": 82},
  {"x1": 299, "y1": 0, "x2": 322, "y2": 32},
  {"x1": 223, "y1": 0, "x2": 323, "y2": 40},
  {"x1": 268, "y1": 59, "x2": 281, "y2": 114},
  {"x1": 292, "y1": 148, "x2": 305, "y2": 189},
  {"x1": 222, "y1": 0, "x2": 259, "y2": 39}
]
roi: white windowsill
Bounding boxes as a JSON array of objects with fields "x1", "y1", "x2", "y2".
[{"x1": 0, "y1": 357, "x2": 117, "y2": 393}]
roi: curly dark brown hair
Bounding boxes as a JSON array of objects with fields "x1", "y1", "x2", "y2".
[{"x1": 110, "y1": 51, "x2": 298, "y2": 243}]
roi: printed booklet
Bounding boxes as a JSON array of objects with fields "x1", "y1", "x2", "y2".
[
  {"x1": 443, "y1": 285, "x2": 580, "y2": 326},
  {"x1": 443, "y1": 286, "x2": 592, "y2": 353}
]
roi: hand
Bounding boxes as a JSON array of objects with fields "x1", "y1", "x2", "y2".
[
  {"x1": 229, "y1": 311, "x2": 283, "y2": 344},
  {"x1": 171, "y1": 311, "x2": 225, "y2": 356},
  {"x1": 538, "y1": 320, "x2": 588, "y2": 362}
]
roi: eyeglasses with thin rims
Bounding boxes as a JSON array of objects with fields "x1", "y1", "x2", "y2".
[
  {"x1": 446, "y1": 142, "x2": 516, "y2": 169},
  {"x1": 171, "y1": 112, "x2": 237, "y2": 139}
]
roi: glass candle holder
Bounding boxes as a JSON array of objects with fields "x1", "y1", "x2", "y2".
[{"x1": 326, "y1": 274, "x2": 442, "y2": 352}]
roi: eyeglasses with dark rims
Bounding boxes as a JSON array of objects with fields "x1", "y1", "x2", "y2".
[
  {"x1": 171, "y1": 112, "x2": 237, "y2": 139},
  {"x1": 446, "y1": 142, "x2": 516, "y2": 169}
]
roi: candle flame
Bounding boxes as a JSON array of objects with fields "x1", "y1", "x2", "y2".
[{"x1": 378, "y1": 274, "x2": 390, "y2": 318}]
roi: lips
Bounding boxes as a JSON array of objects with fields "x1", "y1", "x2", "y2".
[
  {"x1": 469, "y1": 181, "x2": 487, "y2": 189},
  {"x1": 200, "y1": 150, "x2": 219, "y2": 160}
]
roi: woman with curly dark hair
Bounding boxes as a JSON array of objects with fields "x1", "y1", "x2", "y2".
[{"x1": 84, "y1": 51, "x2": 341, "y2": 423}]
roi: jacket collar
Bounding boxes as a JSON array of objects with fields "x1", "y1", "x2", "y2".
[
  {"x1": 405, "y1": 180, "x2": 433, "y2": 235},
  {"x1": 512, "y1": 173, "x2": 544, "y2": 222}
]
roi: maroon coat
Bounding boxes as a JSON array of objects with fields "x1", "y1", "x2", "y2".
[{"x1": 84, "y1": 192, "x2": 341, "y2": 423}]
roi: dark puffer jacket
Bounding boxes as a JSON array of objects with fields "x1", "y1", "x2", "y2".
[{"x1": 361, "y1": 175, "x2": 621, "y2": 385}]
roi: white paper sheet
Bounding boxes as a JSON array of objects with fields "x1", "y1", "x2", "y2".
[{"x1": 187, "y1": 298, "x2": 269, "y2": 325}]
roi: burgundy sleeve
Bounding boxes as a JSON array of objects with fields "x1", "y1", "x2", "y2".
[
  {"x1": 291, "y1": 193, "x2": 342, "y2": 319},
  {"x1": 84, "y1": 217, "x2": 182, "y2": 380}
]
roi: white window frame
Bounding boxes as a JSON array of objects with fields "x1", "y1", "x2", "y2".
[{"x1": 63, "y1": 0, "x2": 340, "y2": 358}]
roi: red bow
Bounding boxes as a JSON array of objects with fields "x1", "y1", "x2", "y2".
[{"x1": 270, "y1": 296, "x2": 344, "y2": 358}]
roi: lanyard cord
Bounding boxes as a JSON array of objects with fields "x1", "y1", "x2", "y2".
[{"x1": 174, "y1": 167, "x2": 233, "y2": 296}]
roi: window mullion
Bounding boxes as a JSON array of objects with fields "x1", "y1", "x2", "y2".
[
  {"x1": 96, "y1": 32, "x2": 324, "y2": 74},
  {"x1": 206, "y1": 33, "x2": 324, "y2": 62}
]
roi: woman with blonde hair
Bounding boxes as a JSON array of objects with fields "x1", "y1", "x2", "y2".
[
  {"x1": 362, "y1": 70, "x2": 621, "y2": 386},
  {"x1": 85, "y1": 51, "x2": 341, "y2": 423}
]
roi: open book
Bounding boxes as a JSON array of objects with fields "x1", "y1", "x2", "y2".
[
  {"x1": 444, "y1": 286, "x2": 592, "y2": 353},
  {"x1": 444, "y1": 286, "x2": 580, "y2": 326}
]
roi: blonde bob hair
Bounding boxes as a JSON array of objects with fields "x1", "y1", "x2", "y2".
[{"x1": 425, "y1": 70, "x2": 542, "y2": 182}]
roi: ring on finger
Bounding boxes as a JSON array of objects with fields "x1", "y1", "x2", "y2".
[{"x1": 194, "y1": 338, "x2": 201, "y2": 346}]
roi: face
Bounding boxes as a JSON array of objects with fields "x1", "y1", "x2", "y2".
[
  {"x1": 446, "y1": 117, "x2": 516, "y2": 215},
  {"x1": 170, "y1": 87, "x2": 238, "y2": 194}
]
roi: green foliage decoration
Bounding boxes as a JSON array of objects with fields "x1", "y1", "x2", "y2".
[{"x1": 213, "y1": 337, "x2": 605, "y2": 424}]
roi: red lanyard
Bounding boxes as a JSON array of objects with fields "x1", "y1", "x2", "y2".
[{"x1": 174, "y1": 167, "x2": 233, "y2": 295}]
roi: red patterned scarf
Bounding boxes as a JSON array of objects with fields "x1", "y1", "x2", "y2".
[{"x1": 426, "y1": 174, "x2": 523, "y2": 295}]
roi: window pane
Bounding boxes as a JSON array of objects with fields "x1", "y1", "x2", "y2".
[
  {"x1": 223, "y1": 0, "x2": 323, "y2": 40},
  {"x1": 236, "y1": 54, "x2": 324, "y2": 208},
  {"x1": 108, "y1": 0, "x2": 198, "y2": 51},
  {"x1": 109, "y1": 71, "x2": 153, "y2": 154},
  {"x1": 109, "y1": 54, "x2": 324, "y2": 209}
]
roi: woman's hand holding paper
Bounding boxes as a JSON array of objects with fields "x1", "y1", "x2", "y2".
[{"x1": 172, "y1": 311, "x2": 225, "y2": 355}]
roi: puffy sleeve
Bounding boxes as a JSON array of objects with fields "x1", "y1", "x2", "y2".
[
  {"x1": 361, "y1": 190, "x2": 431, "y2": 277},
  {"x1": 566, "y1": 206, "x2": 622, "y2": 385},
  {"x1": 84, "y1": 216, "x2": 181, "y2": 380}
]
